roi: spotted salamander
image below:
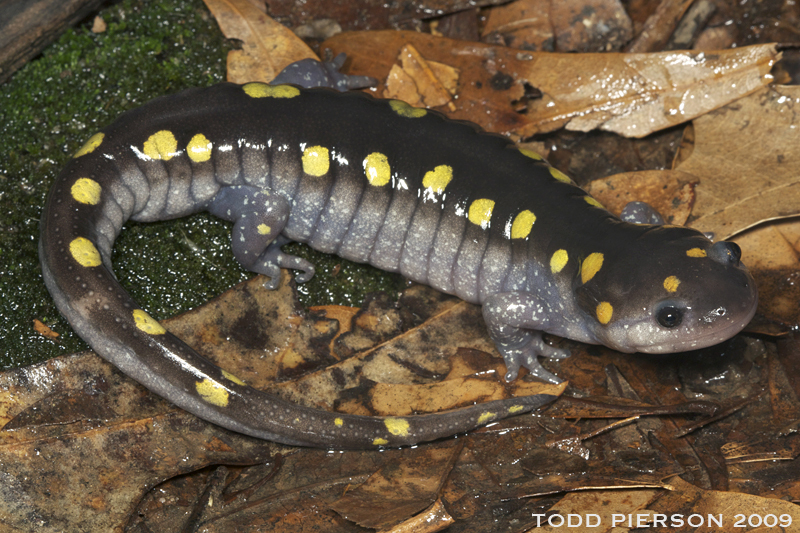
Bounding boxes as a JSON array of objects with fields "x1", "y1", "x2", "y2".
[{"x1": 39, "y1": 80, "x2": 757, "y2": 449}]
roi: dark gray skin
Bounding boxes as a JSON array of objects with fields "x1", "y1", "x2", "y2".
[{"x1": 39, "y1": 81, "x2": 756, "y2": 449}]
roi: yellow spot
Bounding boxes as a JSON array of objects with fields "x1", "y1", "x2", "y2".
[
  {"x1": 584, "y1": 196, "x2": 604, "y2": 209},
  {"x1": 69, "y1": 237, "x2": 102, "y2": 267},
  {"x1": 243, "y1": 83, "x2": 300, "y2": 99},
  {"x1": 468, "y1": 199, "x2": 495, "y2": 228},
  {"x1": 302, "y1": 145, "x2": 330, "y2": 177},
  {"x1": 363, "y1": 152, "x2": 391, "y2": 186},
  {"x1": 511, "y1": 210, "x2": 536, "y2": 239},
  {"x1": 508, "y1": 405, "x2": 526, "y2": 414},
  {"x1": 132, "y1": 309, "x2": 166, "y2": 335},
  {"x1": 687, "y1": 248, "x2": 707, "y2": 258},
  {"x1": 334, "y1": 418, "x2": 344, "y2": 427},
  {"x1": 596, "y1": 302, "x2": 613, "y2": 325},
  {"x1": 664, "y1": 275, "x2": 681, "y2": 293},
  {"x1": 550, "y1": 249, "x2": 568, "y2": 274},
  {"x1": 581, "y1": 253, "x2": 604, "y2": 284},
  {"x1": 257, "y1": 224, "x2": 271, "y2": 235},
  {"x1": 549, "y1": 167, "x2": 572, "y2": 183},
  {"x1": 519, "y1": 148, "x2": 543, "y2": 160},
  {"x1": 196, "y1": 378, "x2": 229, "y2": 407},
  {"x1": 389, "y1": 100, "x2": 427, "y2": 118},
  {"x1": 477, "y1": 412, "x2": 496, "y2": 425},
  {"x1": 384, "y1": 417, "x2": 410, "y2": 437},
  {"x1": 71, "y1": 178, "x2": 101, "y2": 205},
  {"x1": 373, "y1": 437, "x2": 389, "y2": 446},
  {"x1": 186, "y1": 133, "x2": 212, "y2": 163},
  {"x1": 74, "y1": 133, "x2": 104, "y2": 158},
  {"x1": 142, "y1": 130, "x2": 178, "y2": 161},
  {"x1": 222, "y1": 370, "x2": 246, "y2": 386},
  {"x1": 422, "y1": 165, "x2": 453, "y2": 194}
]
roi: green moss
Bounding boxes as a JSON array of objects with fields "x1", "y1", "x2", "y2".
[{"x1": 0, "y1": 0, "x2": 400, "y2": 369}]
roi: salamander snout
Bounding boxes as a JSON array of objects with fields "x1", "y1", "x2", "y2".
[{"x1": 708, "y1": 241, "x2": 741, "y2": 267}]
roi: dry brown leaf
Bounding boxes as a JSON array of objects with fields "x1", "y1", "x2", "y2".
[
  {"x1": 324, "y1": 31, "x2": 778, "y2": 138},
  {"x1": 735, "y1": 220, "x2": 800, "y2": 332},
  {"x1": 32, "y1": 318, "x2": 59, "y2": 340},
  {"x1": 369, "y1": 374, "x2": 560, "y2": 416},
  {"x1": 203, "y1": 0, "x2": 316, "y2": 83},
  {"x1": 677, "y1": 85, "x2": 800, "y2": 240},
  {"x1": 586, "y1": 169, "x2": 697, "y2": 225},
  {"x1": 383, "y1": 44, "x2": 458, "y2": 110}
]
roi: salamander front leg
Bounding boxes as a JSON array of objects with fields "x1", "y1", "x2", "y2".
[
  {"x1": 482, "y1": 292, "x2": 570, "y2": 384},
  {"x1": 208, "y1": 185, "x2": 315, "y2": 289},
  {"x1": 620, "y1": 201, "x2": 665, "y2": 225}
]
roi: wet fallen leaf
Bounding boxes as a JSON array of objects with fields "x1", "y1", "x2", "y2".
[
  {"x1": 329, "y1": 444, "x2": 460, "y2": 529},
  {"x1": 482, "y1": 0, "x2": 633, "y2": 53},
  {"x1": 3, "y1": 276, "x2": 562, "y2": 530},
  {"x1": 0, "y1": 354, "x2": 277, "y2": 531},
  {"x1": 482, "y1": 0, "x2": 556, "y2": 51},
  {"x1": 527, "y1": 490, "x2": 661, "y2": 529},
  {"x1": 650, "y1": 477, "x2": 800, "y2": 530},
  {"x1": 266, "y1": 0, "x2": 513, "y2": 32},
  {"x1": 324, "y1": 30, "x2": 778, "y2": 138}
]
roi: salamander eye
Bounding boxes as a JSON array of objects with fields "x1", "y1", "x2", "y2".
[{"x1": 656, "y1": 305, "x2": 683, "y2": 328}]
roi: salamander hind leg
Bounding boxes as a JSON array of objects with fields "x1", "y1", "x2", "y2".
[
  {"x1": 482, "y1": 292, "x2": 571, "y2": 384},
  {"x1": 208, "y1": 185, "x2": 315, "y2": 289}
]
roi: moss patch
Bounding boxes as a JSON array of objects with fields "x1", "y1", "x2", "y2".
[{"x1": 0, "y1": 0, "x2": 400, "y2": 368}]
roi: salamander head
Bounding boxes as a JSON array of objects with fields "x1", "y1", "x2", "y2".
[{"x1": 575, "y1": 226, "x2": 757, "y2": 354}]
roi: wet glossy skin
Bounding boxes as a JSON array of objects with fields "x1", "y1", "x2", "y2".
[{"x1": 39, "y1": 82, "x2": 757, "y2": 448}]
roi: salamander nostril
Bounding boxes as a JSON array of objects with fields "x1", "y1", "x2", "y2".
[{"x1": 727, "y1": 242, "x2": 742, "y2": 264}]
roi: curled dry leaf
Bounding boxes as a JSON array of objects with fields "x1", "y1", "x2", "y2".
[
  {"x1": 203, "y1": 0, "x2": 316, "y2": 83},
  {"x1": 384, "y1": 44, "x2": 459, "y2": 110},
  {"x1": 324, "y1": 30, "x2": 778, "y2": 138}
]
